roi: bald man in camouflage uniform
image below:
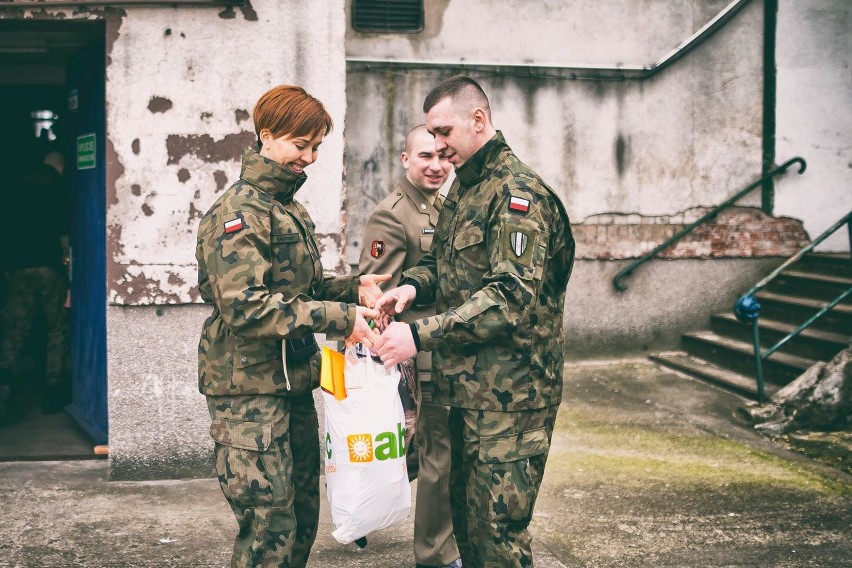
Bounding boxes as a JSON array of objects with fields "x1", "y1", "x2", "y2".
[
  {"x1": 196, "y1": 84, "x2": 381, "y2": 568},
  {"x1": 375, "y1": 76, "x2": 574, "y2": 568},
  {"x1": 359, "y1": 125, "x2": 461, "y2": 568}
]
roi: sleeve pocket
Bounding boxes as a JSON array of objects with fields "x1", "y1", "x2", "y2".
[{"x1": 209, "y1": 418, "x2": 273, "y2": 451}]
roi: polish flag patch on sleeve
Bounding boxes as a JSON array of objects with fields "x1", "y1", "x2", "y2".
[
  {"x1": 224, "y1": 217, "x2": 244, "y2": 234},
  {"x1": 508, "y1": 196, "x2": 530, "y2": 214}
]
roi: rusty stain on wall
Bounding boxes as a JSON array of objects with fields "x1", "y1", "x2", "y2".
[
  {"x1": 218, "y1": 1, "x2": 258, "y2": 22},
  {"x1": 131, "y1": 138, "x2": 140, "y2": 154},
  {"x1": 166, "y1": 131, "x2": 254, "y2": 165},
  {"x1": 235, "y1": 109, "x2": 250, "y2": 124},
  {"x1": 112, "y1": 266, "x2": 184, "y2": 305},
  {"x1": 188, "y1": 201, "x2": 203, "y2": 224},
  {"x1": 214, "y1": 170, "x2": 228, "y2": 191},
  {"x1": 147, "y1": 96, "x2": 173, "y2": 113},
  {"x1": 177, "y1": 168, "x2": 190, "y2": 183}
]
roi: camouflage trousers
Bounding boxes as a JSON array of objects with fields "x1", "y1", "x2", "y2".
[
  {"x1": 0, "y1": 267, "x2": 69, "y2": 386},
  {"x1": 447, "y1": 404, "x2": 559, "y2": 568},
  {"x1": 207, "y1": 393, "x2": 320, "y2": 568}
]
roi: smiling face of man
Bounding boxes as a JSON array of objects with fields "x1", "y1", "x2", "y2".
[{"x1": 402, "y1": 126, "x2": 451, "y2": 193}]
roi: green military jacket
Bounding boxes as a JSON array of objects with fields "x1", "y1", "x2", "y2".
[
  {"x1": 196, "y1": 149, "x2": 359, "y2": 397},
  {"x1": 403, "y1": 132, "x2": 575, "y2": 411}
]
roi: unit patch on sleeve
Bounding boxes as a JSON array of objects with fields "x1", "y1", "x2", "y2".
[
  {"x1": 508, "y1": 196, "x2": 530, "y2": 214},
  {"x1": 224, "y1": 216, "x2": 244, "y2": 234},
  {"x1": 370, "y1": 240, "x2": 385, "y2": 259},
  {"x1": 501, "y1": 223, "x2": 538, "y2": 268}
]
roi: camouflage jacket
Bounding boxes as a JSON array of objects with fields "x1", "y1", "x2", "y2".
[
  {"x1": 403, "y1": 132, "x2": 575, "y2": 411},
  {"x1": 196, "y1": 149, "x2": 359, "y2": 397}
]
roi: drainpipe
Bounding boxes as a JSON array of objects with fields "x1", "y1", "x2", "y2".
[{"x1": 762, "y1": 0, "x2": 778, "y2": 215}]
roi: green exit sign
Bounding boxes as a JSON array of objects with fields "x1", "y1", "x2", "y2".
[{"x1": 77, "y1": 133, "x2": 96, "y2": 170}]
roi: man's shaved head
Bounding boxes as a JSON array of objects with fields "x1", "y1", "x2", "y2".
[
  {"x1": 404, "y1": 124, "x2": 430, "y2": 154},
  {"x1": 423, "y1": 75, "x2": 491, "y2": 121}
]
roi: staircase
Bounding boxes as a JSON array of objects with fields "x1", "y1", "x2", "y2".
[{"x1": 652, "y1": 252, "x2": 852, "y2": 399}]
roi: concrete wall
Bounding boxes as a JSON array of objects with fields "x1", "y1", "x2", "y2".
[
  {"x1": 107, "y1": 305, "x2": 212, "y2": 480},
  {"x1": 774, "y1": 0, "x2": 852, "y2": 252},
  {"x1": 108, "y1": 1, "x2": 349, "y2": 305},
  {"x1": 343, "y1": 0, "x2": 769, "y2": 355},
  {"x1": 103, "y1": 0, "x2": 346, "y2": 479},
  {"x1": 343, "y1": 0, "x2": 766, "y2": 266},
  {"x1": 563, "y1": 258, "x2": 784, "y2": 359}
]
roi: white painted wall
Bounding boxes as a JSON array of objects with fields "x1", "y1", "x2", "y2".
[
  {"x1": 343, "y1": 0, "x2": 766, "y2": 264},
  {"x1": 774, "y1": 0, "x2": 852, "y2": 251},
  {"x1": 346, "y1": 0, "x2": 730, "y2": 67},
  {"x1": 100, "y1": 0, "x2": 346, "y2": 479},
  {"x1": 108, "y1": 0, "x2": 348, "y2": 304}
]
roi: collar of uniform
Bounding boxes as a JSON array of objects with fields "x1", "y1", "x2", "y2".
[
  {"x1": 454, "y1": 131, "x2": 508, "y2": 188},
  {"x1": 400, "y1": 176, "x2": 439, "y2": 212},
  {"x1": 240, "y1": 149, "x2": 307, "y2": 204}
]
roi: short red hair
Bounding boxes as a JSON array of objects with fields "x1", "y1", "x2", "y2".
[{"x1": 252, "y1": 85, "x2": 333, "y2": 144}]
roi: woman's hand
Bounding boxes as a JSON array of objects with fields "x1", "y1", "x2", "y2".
[
  {"x1": 344, "y1": 306, "x2": 381, "y2": 348},
  {"x1": 358, "y1": 273, "x2": 392, "y2": 308}
]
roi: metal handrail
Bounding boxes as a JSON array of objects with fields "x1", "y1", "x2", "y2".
[
  {"x1": 612, "y1": 157, "x2": 807, "y2": 291},
  {"x1": 735, "y1": 211, "x2": 852, "y2": 401}
]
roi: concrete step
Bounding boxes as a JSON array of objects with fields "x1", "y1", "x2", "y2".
[
  {"x1": 710, "y1": 312, "x2": 851, "y2": 362},
  {"x1": 765, "y1": 269, "x2": 852, "y2": 304},
  {"x1": 796, "y1": 252, "x2": 852, "y2": 278},
  {"x1": 681, "y1": 330, "x2": 817, "y2": 385},
  {"x1": 650, "y1": 352, "x2": 778, "y2": 399},
  {"x1": 755, "y1": 290, "x2": 852, "y2": 335}
]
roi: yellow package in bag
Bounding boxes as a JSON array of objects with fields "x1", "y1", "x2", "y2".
[{"x1": 320, "y1": 346, "x2": 347, "y2": 400}]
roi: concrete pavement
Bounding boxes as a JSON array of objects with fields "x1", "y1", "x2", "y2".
[{"x1": 1, "y1": 360, "x2": 849, "y2": 567}]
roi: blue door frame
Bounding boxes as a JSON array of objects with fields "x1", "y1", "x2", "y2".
[{"x1": 65, "y1": 40, "x2": 108, "y2": 445}]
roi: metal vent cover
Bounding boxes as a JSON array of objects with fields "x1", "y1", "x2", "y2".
[{"x1": 352, "y1": 0, "x2": 423, "y2": 33}]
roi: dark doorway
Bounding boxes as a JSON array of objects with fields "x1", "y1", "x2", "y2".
[{"x1": 0, "y1": 20, "x2": 107, "y2": 460}]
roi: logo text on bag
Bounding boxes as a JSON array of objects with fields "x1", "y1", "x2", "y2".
[{"x1": 346, "y1": 422, "x2": 405, "y2": 463}]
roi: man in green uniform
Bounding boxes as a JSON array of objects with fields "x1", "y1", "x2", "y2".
[
  {"x1": 374, "y1": 76, "x2": 574, "y2": 568},
  {"x1": 359, "y1": 125, "x2": 460, "y2": 568}
]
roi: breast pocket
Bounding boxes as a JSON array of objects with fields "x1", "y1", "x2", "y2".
[
  {"x1": 270, "y1": 232, "x2": 314, "y2": 292},
  {"x1": 419, "y1": 234, "x2": 433, "y2": 253},
  {"x1": 453, "y1": 224, "x2": 489, "y2": 273}
]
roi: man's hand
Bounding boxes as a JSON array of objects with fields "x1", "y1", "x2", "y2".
[
  {"x1": 358, "y1": 273, "x2": 392, "y2": 308},
  {"x1": 345, "y1": 306, "x2": 381, "y2": 349},
  {"x1": 374, "y1": 284, "x2": 417, "y2": 320},
  {"x1": 374, "y1": 321, "x2": 417, "y2": 368}
]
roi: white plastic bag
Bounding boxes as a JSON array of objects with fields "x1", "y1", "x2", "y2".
[{"x1": 322, "y1": 346, "x2": 411, "y2": 544}]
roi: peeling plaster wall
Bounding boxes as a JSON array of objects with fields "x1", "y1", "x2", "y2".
[
  {"x1": 774, "y1": 0, "x2": 852, "y2": 252},
  {"x1": 344, "y1": 1, "x2": 765, "y2": 266},
  {"x1": 108, "y1": 0, "x2": 347, "y2": 305},
  {"x1": 101, "y1": 0, "x2": 346, "y2": 479}
]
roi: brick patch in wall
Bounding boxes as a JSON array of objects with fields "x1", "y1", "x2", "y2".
[{"x1": 573, "y1": 206, "x2": 810, "y2": 260}]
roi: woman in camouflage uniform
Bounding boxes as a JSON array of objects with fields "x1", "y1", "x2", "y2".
[{"x1": 195, "y1": 85, "x2": 383, "y2": 568}]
